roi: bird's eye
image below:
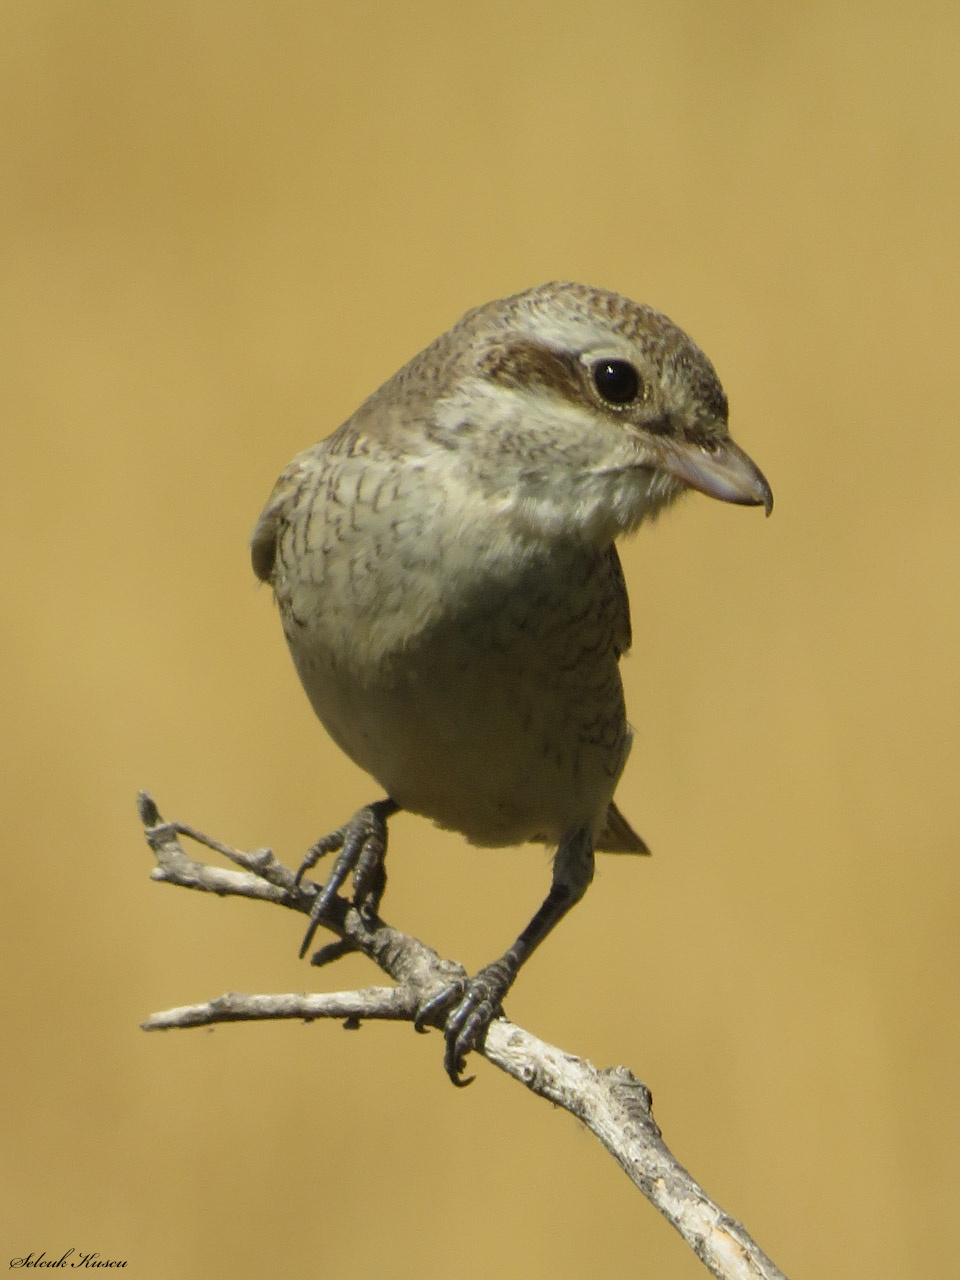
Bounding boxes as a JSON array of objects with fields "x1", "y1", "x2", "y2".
[{"x1": 592, "y1": 359, "x2": 641, "y2": 406}]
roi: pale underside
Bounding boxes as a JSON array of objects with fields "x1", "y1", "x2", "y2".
[{"x1": 253, "y1": 429, "x2": 644, "y2": 851}]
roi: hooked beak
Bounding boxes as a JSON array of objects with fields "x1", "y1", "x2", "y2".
[{"x1": 654, "y1": 434, "x2": 773, "y2": 516}]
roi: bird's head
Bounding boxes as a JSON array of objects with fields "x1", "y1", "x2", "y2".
[{"x1": 425, "y1": 281, "x2": 772, "y2": 545}]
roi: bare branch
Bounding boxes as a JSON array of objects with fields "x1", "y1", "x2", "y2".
[
  {"x1": 138, "y1": 790, "x2": 788, "y2": 1280},
  {"x1": 142, "y1": 987, "x2": 413, "y2": 1030}
]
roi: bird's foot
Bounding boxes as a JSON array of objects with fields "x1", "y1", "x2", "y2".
[
  {"x1": 414, "y1": 954, "x2": 519, "y2": 1086},
  {"x1": 295, "y1": 798, "x2": 398, "y2": 960}
]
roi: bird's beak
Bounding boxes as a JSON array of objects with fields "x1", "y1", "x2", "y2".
[{"x1": 654, "y1": 435, "x2": 773, "y2": 516}]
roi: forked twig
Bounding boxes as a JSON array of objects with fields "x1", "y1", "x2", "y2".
[{"x1": 138, "y1": 790, "x2": 788, "y2": 1280}]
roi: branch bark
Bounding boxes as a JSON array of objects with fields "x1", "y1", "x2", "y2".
[{"x1": 138, "y1": 790, "x2": 788, "y2": 1280}]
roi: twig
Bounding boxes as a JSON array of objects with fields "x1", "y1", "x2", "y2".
[{"x1": 138, "y1": 790, "x2": 788, "y2": 1280}]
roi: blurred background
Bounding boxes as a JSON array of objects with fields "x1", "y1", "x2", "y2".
[{"x1": 2, "y1": 2, "x2": 958, "y2": 1276}]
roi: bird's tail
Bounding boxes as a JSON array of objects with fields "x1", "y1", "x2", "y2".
[{"x1": 596, "y1": 801, "x2": 651, "y2": 855}]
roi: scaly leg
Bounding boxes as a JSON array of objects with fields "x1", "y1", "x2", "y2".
[{"x1": 415, "y1": 828, "x2": 595, "y2": 1084}]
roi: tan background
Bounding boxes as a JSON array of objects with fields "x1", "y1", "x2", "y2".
[{"x1": 2, "y1": 2, "x2": 958, "y2": 1276}]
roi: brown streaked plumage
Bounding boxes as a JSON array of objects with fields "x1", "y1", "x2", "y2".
[{"x1": 252, "y1": 281, "x2": 772, "y2": 1082}]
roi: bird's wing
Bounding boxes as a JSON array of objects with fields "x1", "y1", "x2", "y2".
[
  {"x1": 606, "y1": 544, "x2": 632, "y2": 658},
  {"x1": 250, "y1": 447, "x2": 322, "y2": 584},
  {"x1": 596, "y1": 547, "x2": 649, "y2": 853}
]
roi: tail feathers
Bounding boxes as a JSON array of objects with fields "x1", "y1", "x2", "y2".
[{"x1": 596, "y1": 801, "x2": 651, "y2": 855}]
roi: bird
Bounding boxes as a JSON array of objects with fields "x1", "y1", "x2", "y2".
[{"x1": 251, "y1": 281, "x2": 772, "y2": 1083}]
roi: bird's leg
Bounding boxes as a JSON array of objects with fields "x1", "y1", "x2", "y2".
[
  {"x1": 295, "y1": 798, "x2": 399, "y2": 960},
  {"x1": 415, "y1": 829, "x2": 595, "y2": 1085}
]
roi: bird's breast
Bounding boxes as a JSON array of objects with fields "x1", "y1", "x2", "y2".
[{"x1": 273, "y1": 455, "x2": 632, "y2": 845}]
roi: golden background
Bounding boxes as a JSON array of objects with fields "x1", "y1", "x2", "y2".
[{"x1": 3, "y1": 3, "x2": 958, "y2": 1276}]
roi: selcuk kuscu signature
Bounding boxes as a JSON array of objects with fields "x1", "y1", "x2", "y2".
[{"x1": 9, "y1": 1250, "x2": 128, "y2": 1269}]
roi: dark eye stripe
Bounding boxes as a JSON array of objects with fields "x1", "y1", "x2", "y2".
[{"x1": 480, "y1": 341, "x2": 583, "y2": 404}]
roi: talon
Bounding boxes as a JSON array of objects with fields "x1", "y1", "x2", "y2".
[
  {"x1": 298, "y1": 902, "x2": 325, "y2": 960},
  {"x1": 294, "y1": 799, "x2": 397, "y2": 958},
  {"x1": 295, "y1": 829, "x2": 344, "y2": 886},
  {"x1": 446, "y1": 1015, "x2": 476, "y2": 1083},
  {"x1": 352, "y1": 838, "x2": 388, "y2": 919},
  {"x1": 414, "y1": 980, "x2": 464, "y2": 1034},
  {"x1": 442, "y1": 987, "x2": 494, "y2": 1084},
  {"x1": 416, "y1": 958, "x2": 516, "y2": 1084}
]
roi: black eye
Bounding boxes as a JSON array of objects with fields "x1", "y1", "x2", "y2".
[{"x1": 592, "y1": 359, "x2": 641, "y2": 405}]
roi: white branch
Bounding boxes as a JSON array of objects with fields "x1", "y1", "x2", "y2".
[{"x1": 138, "y1": 790, "x2": 788, "y2": 1280}]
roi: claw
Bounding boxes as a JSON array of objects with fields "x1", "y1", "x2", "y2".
[
  {"x1": 296, "y1": 799, "x2": 398, "y2": 959},
  {"x1": 413, "y1": 980, "x2": 463, "y2": 1034},
  {"x1": 416, "y1": 955, "x2": 518, "y2": 1084},
  {"x1": 295, "y1": 829, "x2": 344, "y2": 886},
  {"x1": 442, "y1": 989, "x2": 495, "y2": 1084}
]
